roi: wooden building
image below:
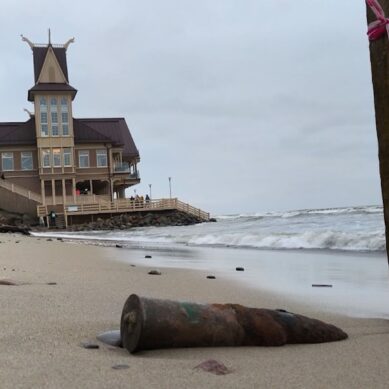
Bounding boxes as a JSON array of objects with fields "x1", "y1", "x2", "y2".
[
  {"x1": 0, "y1": 34, "x2": 209, "y2": 227},
  {"x1": 0, "y1": 35, "x2": 141, "y2": 222}
]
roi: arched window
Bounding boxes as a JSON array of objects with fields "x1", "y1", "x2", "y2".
[{"x1": 40, "y1": 96, "x2": 47, "y2": 107}]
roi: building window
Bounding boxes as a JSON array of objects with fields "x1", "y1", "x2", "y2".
[
  {"x1": 21, "y1": 152, "x2": 33, "y2": 171},
  {"x1": 40, "y1": 97, "x2": 48, "y2": 137},
  {"x1": 53, "y1": 149, "x2": 61, "y2": 167},
  {"x1": 42, "y1": 149, "x2": 50, "y2": 167},
  {"x1": 63, "y1": 148, "x2": 72, "y2": 167},
  {"x1": 61, "y1": 97, "x2": 69, "y2": 136},
  {"x1": 2, "y1": 152, "x2": 14, "y2": 171},
  {"x1": 78, "y1": 150, "x2": 89, "y2": 168},
  {"x1": 52, "y1": 124, "x2": 59, "y2": 136},
  {"x1": 50, "y1": 98, "x2": 59, "y2": 136},
  {"x1": 96, "y1": 149, "x2": 107, "y2": 167},
  {"x1": 41, "y1": 124, "x2": 48, "y2": 137}
]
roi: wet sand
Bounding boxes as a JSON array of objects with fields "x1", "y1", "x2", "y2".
[{"x1": 1, "y1": 235, "x2": 389, "y2": 388}]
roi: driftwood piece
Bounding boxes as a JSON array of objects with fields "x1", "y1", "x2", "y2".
[
  {"x1": 366, "y1": 1, "x2": 389, "y2": 259},
  {"x1": 0, "y1": 225, "x2": 30, "y2": 235},
  {"x1": 120, "y1": 295, "x2": 348, "y2": 353}
]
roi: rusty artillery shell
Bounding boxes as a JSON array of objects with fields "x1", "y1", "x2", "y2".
[{"x1": 120, "y1": 294, "x2": 348, "y2": 353}]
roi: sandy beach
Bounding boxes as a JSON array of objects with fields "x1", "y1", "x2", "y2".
[{"x1": 1, "y1": 235, "x2": 389, "y2": 388}]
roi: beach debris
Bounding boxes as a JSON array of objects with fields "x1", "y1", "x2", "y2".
[
  {"x1": 0, "y1": 279, "x2": 21, "y2": 286},
  {"x1": 148, "y1": 270, "x2": 161, "y2": 275},
  {"x1": 97, "y1": 330, "x2": 122, "y2": 347},
  {"x1": 194, "y1": 359, "x2": 232, "y2": 375},
  {"x1": 115, "y1": 244, "x2": 123, "y2": 248},
  {"x1": 46, "y1": 238, "x2": 52, "y2": 241},
  {"x1": 15, "y1": 241, "x2": 20, "y2": 244},
  {"x1": 112, "y1": 364, "x2": 129, "y2": 370},
  {"x1": 0, "y1": 225, "x2": 30, "y2": 235},
  {"x1": 312, "y1": 284, "x2": 333, "y2": 288},
  {"x1": 12, "y1": 269, "x2": 15, "y2": 271},
  {"x1": 130, "y1": 264, "x2": 136, "y2": 267},
  {"x1": 80, "y1": 341, "x2": 100, "y2": 349},
  {"x1": 235, "y1": 267, "x2": 244, "y2": 271},
  {"x1": 206, "y1": 275, "x2": 216, "y2": 279},
  {"x1": 47, "y1": 282, "x2": 57, "y2": 285},
  {"x1": 145, "y1": 255, "x2": 152, "y2": 258},
  {"x1": 57, "y1": 237, "x2": 63, "y2": 241},
  {"x1": 120, "y1": 295, "x2": 348, "y2": 353}
]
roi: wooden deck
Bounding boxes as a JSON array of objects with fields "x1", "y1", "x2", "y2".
[{"x1": 37, "y1": 198, "x2": 210, "y2": 227}]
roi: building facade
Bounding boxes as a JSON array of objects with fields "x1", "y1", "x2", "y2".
[{"x1": 0, "y1": 35, "x2": 140, "y2": 219}]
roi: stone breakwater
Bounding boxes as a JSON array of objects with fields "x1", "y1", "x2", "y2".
[{"x1": 68, "y1": 210, "x2": 209, "y2": 231}]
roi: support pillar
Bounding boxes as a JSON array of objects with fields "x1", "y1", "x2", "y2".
[
  {"x1": 72, "y1": 178, "x2": 76, "y2": 203},
  {"x1": 110, "y1": 179, "x2": 114, "y2": 201},
  {"x1": 51, "y1": 179, "x2": 56, "y2": 205},
  {"x1": 62, "y1": 179, "x2": 66, "y2": 205},
  {"x1": 41, "y1": 180, "x2": 46, "y2": 205}
]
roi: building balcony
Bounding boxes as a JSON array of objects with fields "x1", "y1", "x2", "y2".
[
  {"x1": 114, "y1": 162, "x2": 130, "y2": 173},
  {"x1": 113, "y1": 163, "x2": 140, "y2": 180}
]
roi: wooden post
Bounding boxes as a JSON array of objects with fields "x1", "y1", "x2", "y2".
[{"x1": 366, "y1": 2, "x2": 389, "y2": 259}]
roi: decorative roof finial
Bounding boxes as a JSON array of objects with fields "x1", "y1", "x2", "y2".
[
  {"x1": 48, "y1": 28, "x2": 51, "y2": 45},
  {"x1": 64, "y1": 37, "x2": 75, "y2": 50},
  {"x1": 20, "y1": 34, "x2": 34, "y2": 50},
  {"x1": 23, "y1": 108, "x2": 34, "y2": 118}
]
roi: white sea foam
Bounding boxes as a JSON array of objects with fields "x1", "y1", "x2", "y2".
[{"x1": 33, "y1": 205, "x2": 385, "y2": 252}]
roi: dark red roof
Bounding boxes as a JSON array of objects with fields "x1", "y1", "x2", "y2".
[
  {"x1": 74, "y1": 118, "x2": 139, "y2": 159},
  {"x1": 32, "y1": 46, "x2": 69, "y2": 83},
  {"x1": 28, "y1": 83, "x2": 77, "y2": 101},
  {"x1": 73, "y1": 119, "x2": 113, "y2": 143},
  {"x1": 0, "y1": 118, "x2": 36, "y2": 145},
  {"x1": 0, "y1": 117, "x2": 139, "y2": 160}
]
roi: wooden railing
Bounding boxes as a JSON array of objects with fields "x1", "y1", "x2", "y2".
[
  {"x1": 44, "y1": 194, "x2": 111, "y2": 206},
  {"x1": 0, "y1": 179, "x2": 41, "y2": 203},
  {"x1": 37, "y1": 198, "x2": 210, "y2": 221}
]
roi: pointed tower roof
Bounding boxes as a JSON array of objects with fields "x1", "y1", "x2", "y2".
[
  {"x1": 33, "y1": 46, "x2": 69, "y2": 83},
  {"x1": 22, "y1": 33, "x2": 77, "y2": 101}
]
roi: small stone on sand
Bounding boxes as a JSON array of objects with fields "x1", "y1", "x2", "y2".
[
  {"x1": 80, "y1": 341, "x2": 99, "y2": 349},
  {"x1": 116, "y1": 244, "x2": 122, "y2": 248},
  {"x1": 145, "y1": 255, "x2": 152, "y2": 258},
  {"x1": 194, "y1": 359, "x2": 232, "y2": 375},
  {"x1": 0, "y1": 279, "x2": 19, "y2": 286},
  {"x1": 206, "y1": 275, "x2": 216, "y2": 279},
  {"x1": 148, "y1": 270, "x2": 161, "y2": 275},
  {"x1": 112, "y1": 364, "x2": 129, "y2": 370},
  {"x1": 97, "y1": 330, "x2": 122, "y2": 347},
  {"x1": 236, "y1": 267, "x2": 244, "y2": 271}
]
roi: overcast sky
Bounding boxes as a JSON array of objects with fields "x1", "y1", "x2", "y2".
[{"x1": 0, "y1": 0, "x2": 381, "y2": 214}]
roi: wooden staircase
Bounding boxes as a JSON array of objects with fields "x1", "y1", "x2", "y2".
[{"x1": 53, "y1": 214, "x2": 66, "y2": 229}]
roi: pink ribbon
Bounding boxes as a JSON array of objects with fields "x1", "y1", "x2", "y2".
[{"x1": 366, "y1": 0, "x2": 389, "y2": 40}]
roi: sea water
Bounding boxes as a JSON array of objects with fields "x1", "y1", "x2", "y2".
[{"x1": 33, "y1": 205, "x2": 389, "y2": 318}]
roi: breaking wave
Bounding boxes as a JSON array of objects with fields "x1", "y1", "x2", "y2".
[{"x1": 33, "y1": 205, "x2": 385, "y2": 253}]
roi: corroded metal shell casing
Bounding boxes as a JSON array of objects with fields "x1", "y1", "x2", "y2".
[{"x1": 120, "y1": 295, "x2": 348, "y2": 353}]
